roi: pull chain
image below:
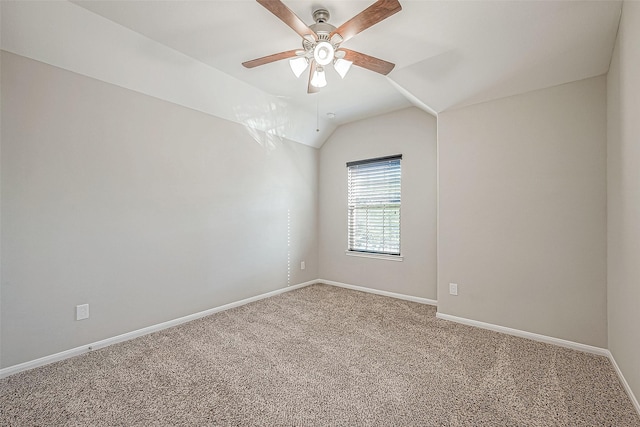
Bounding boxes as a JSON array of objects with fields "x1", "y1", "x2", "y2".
[{"x1": 316, "y1": 97, "x2": 320, "y2": 133}]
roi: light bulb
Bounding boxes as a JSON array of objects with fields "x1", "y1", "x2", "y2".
[
  {"x1": 310, "y1": 67, "x2": 327, "y2": 88},
  {"x1": 313, "y1": 41, "x2": 334, "y2": 66},
  {"x1": 334, "y1": 58, "x2": 353, "y2": 79},
  {"x1": 289, "y1": 57, "x2": 308, "y2": 78}
]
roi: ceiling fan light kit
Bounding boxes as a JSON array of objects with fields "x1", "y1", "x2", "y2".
[
  {"x1": 313, "y1": 41, "x2": 334, "y2": 66},
  {"x1": 243, "y1": 0, "x2": 402, "y2": 93},
  {"x1": 289, "y1": 56, "x2": 309, "y2": 78},
  {"x1": 311, "y1": 67, "x2": 327, "y2": 88},
  {"x1": 334, "y1": 58, "x2": 353, "y2": 79}
]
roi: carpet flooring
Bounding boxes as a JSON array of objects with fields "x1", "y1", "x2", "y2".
[{"x1": 1, "y1": 283, "x2": 639, "y2": 426}]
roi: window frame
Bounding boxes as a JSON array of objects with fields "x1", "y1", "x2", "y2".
[{"x1": 346, "y1": 154, "x2": 402, "y2": 260}]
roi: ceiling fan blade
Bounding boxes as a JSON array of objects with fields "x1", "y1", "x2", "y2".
[
  {"x1": 242, "y1": 49, "x2": 298, "y2": 68},
  {"x1": 341, "y1": 49, "x2": 395, "y2": 75},
  {"x1": 257, "y1": 0, "x2": 318, "y2": 41},
  {"x1": 307, "y1": 61, "x2": 320, "y2": 94},
  {"x1": 330, "y1": 0, "x2": 401, "y2": 44}
]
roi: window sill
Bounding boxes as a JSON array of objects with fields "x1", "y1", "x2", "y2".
[{"x1": 345, "y1": 251, "x2": 404, "y2": 262}]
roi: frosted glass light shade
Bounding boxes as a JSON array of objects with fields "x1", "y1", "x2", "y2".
[
  {"x1": 289, "y1": 57, "x2": 308, "y2": 78},
  {"x1": 313, "y1": 41, "x2": 334, "y2": 66},
  {"x1": 334, "y1": 58, "x2": 353, "y2": 79},
  {"x1": 310, "y1": 67, "x2": 327, "y2": 88}
]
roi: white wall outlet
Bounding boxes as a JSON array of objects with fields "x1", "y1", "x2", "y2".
[
  {"x1": 300, "y1": 261, "x2": 305, "y2": 270},
  {"x1": 76, "y1": 304, "x2": 89, "y2": 320},
  {"x1": 449, "y1": 283, "x2": 458, "y2": 296}
]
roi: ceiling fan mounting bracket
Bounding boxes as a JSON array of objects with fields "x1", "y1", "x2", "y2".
[{"x1": 312, "y1": 8, "x2": 330, "y2": 24}]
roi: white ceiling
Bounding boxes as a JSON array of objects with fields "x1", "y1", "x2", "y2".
[{"x1": 2, "y1": 1, "x2": 622, "y2": 147}]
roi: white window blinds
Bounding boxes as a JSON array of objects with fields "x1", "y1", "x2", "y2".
[{"x1": 347, "y1": 155, "x2": 402, "y2": 256}]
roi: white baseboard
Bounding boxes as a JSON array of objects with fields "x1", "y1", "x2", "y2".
[
  {"x1": 437, "y1": 311, "x2": 639, "y2": 417},
  {"x1": 0, "y1": 280, "x2": 316, "y2": 379},
  {"x1": 435, "y1": 312, "x2": 609, "y2": 356},
  {"x1": 606, "y1": 350, "x2": 640, "y2": 417},
  {"x1": 4, "y1": 279, "x2": 638, "y2": 419},
  {"x1": 319, "y1": 279, "x2": 437, "y2": 306}
]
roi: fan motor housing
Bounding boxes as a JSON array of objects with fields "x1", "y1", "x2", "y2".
[{"x1": 304, "y1": 8, "x2": 336, "y2": 50}]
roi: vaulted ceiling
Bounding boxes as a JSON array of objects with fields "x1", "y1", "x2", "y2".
[{"x1": 1, "y1": 1, "x2": 622, "y2": 147}]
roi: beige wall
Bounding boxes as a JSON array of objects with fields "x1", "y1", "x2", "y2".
[
  {"x1": 607, "y1": 1, "x2": 640, "y2": 405},
  {"x1": 438, "y1": 76, "x2": 608, "y2": 348},
  {"x1": 0, "y1": 52, "x2": 318, "y2": 367},
  {"x1": 318, "y1": 107, "x2": 437, "y2": 300}
]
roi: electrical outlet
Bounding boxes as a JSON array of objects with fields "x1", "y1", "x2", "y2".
[
  {"x1": 449, "y1": 283, "x2": 458, "y2": 296},
  {"x1": 301, "y1": 261, "x2": 306, "y2": 270},
  {"x1": 76, "y1": 304, "x2": 89, "y2": 320}
]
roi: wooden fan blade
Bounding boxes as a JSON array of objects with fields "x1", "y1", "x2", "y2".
[
  {"x1": 330, "y1": 0, "x2": 401, "y2": 44},
  {"x1": 242, "y1": 49, "x2": 298, "y2": 68},
  {"x1": 341, "y1": 49, "x2": 395, "y2": 75},
  {"x1": 257, "y1": 0, "x2": 317, "y2": 41},
  {"x1": 307, "y1": 61, "x2": 320, "y2": 94}
]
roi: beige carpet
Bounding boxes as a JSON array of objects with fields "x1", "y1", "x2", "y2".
[{"x1": 1, "y1": 284, "x2": 638, "y2": 426}]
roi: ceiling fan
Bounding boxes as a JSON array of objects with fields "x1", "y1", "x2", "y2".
[{"x1": 242, "y1": 0, "x2": 402, "y2": 94}]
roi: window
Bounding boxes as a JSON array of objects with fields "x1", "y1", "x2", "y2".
[{"x1": 347, "y1": 155, "x2": 402, "y2": 256}]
